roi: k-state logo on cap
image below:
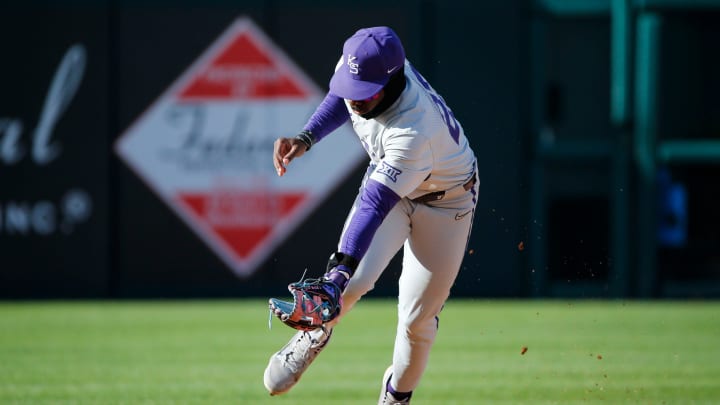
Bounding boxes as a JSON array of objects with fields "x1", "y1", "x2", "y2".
[{"x1": 347, "y1": 55, "x2": 359, "y2": 74}]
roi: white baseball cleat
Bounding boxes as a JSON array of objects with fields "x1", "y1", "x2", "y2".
[
  {"x1": 378, "y1": 365, "x2": 411, "y2": 404},
  {"x1": 263, "y1": 328, "x2": 332, "y2": 395}
]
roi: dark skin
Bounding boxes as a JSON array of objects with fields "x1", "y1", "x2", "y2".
[
  {"x1": 272, "y1": 90, "x2": 386, "y2": 177},
  {"x1": 272, "y1": 136, "x2": 308, "y2": 177},
  {"x1": 348, "y1": 89, "x2": 385, "y2": 115}
]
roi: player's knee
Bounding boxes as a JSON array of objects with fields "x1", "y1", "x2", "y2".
[{"x1": 399, "y1": 313, "x2": 439, "y2": 343}]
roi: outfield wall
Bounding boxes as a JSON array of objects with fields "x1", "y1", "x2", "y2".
[{"x1": 1, "y1": 0, "x2": 719, "y2": 298}]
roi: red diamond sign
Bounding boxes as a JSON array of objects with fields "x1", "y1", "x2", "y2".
[{"x1": 115, "y1": 17, "x2": 365, "y2": 278}]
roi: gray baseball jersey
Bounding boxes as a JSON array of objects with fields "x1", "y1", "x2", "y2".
[{"x1": 352, "y1": 60, "x2": 476, "y2": 201}]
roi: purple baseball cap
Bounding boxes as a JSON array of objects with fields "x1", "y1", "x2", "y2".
[{"x1": 329, "y1": 26, "x2": 405, "y2": 101}]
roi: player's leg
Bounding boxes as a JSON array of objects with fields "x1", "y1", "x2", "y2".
[
  {"x1": 383, "y1": 195, "x2": 476, "y2": 400},
  {"x1": 330, "y1": 197, "x2": 413, "y2": 325},
  {"x1": 264, "y1": 196, "x2": 412, "y2": 395}
]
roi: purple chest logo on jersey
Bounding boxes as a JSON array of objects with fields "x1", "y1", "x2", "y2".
[{"x1": 377, "y1": 161, "x2": 402, "y2": 182}]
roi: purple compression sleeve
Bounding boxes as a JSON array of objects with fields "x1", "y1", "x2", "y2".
[
  {"x1": 302, "y1": 93, "x2": 349, "y2": 142},
  {"x1": 339, "y1": 179, "x2": 401, "y2": 261}
]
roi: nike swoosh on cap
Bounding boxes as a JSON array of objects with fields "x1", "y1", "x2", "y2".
[{"x1": 386, "y1": 66, "x2": 400, "y2": 74}]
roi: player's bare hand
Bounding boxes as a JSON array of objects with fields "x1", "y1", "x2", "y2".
[{"x1": 273, "y1": 137, "x2": 307, "y2": 177}]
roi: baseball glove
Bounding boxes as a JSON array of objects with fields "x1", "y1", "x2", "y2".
[{"x1": 268, "y1": 277, "x2": 343, "y2": 331}]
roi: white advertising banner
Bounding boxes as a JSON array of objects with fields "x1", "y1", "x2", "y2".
[{"x1": 115, "y1": 17, "x2": 365, "y2": 278}]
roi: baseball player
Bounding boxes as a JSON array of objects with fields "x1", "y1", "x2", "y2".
[{"x1": 265, "y1": 26, "x2": 478, "y2": 404}]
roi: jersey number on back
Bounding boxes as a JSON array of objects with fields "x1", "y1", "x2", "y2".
[{"x1": 409, "y1": 65, "x2": 461, "y2": 145}]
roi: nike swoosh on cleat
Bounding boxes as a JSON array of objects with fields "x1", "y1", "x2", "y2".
[{"x1": 455, "y1": 210, "x2": 472, "y2": 220}]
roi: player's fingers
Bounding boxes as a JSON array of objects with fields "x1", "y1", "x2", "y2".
[
  {"x1": 282, "y1": 144, "x2": 304, "y2": 167},
  {"x1": 273, "y1": 138, "x2": 290, "y2": 176}
]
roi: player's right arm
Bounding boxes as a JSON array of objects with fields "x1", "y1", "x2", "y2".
[{"x1": 302, "y1": 92, "x2": 350, "y2": 142}]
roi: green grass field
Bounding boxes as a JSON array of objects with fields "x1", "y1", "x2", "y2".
[{"x1": 1, "y1": 299, "x2": 719, "y2": 404}]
